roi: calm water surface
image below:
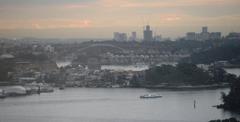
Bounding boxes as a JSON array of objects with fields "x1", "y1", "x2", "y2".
[{"x1": 0, "y1": 88, "x2": 239, "y2": 122}]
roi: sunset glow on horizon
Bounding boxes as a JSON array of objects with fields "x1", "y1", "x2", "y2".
[{"x1": 0, "y1": 0, "x2": 240, "y2": 39}]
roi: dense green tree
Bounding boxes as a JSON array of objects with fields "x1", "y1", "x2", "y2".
[
  {"x1": 221, "y1": 77, "x2": 240, "y2": 112},
  {"x1": 0, "y1": 60, "x2": 14, "y2": 82},
  {"x1": 144, "y1": 63, "x2": 212, "y2": 86},
  {"x1": 130, "y1": 75, "x2": 141, "y2": 87},
  {"x1": 182, "y1": 40, "x2": 240, "y2": 64}
]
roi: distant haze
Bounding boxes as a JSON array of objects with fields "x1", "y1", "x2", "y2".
[{"x1": 0, "y1": 0, "x2": 240, "y2": 39}]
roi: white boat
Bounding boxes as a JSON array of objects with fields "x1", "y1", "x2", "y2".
[
  {"x1": 140, "y1": 94, "x2": 162, "y2": 99},
  {"x1": 25, "y1": 83, "x2": 54, "y2": 93},
  {"x1": 4, "y1": 86, "x2": 27, "y2": 96},
  {"x1": 0, "y1": 89, "x2": 6, "y2": 98}
]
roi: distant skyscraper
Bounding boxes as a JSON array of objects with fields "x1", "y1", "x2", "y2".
[
  {"x1": 113, "y1": 32, "x2": 119, "y2": 40},
  {"x1": 226, "y1": 32, "x2": 240, "y2": 40},
  {"x1": 129, "y1": 32, "x2": 137, "y2": 41},
  {"x1": 185, "y1": 27, "x2": 221, "y2": 41},
  {"x1": 202, "y1": 26, "x2": 208, "y2": 33},
  {"x1": 210, "y1": 32, "x2": 221, "y2": 40},
  {"x1": 113, "y1": 32, "x2": 127, "y2": 41},
  {"x1": 186, "y1": 32, "x2": 196, "y2": 40},
  {"x1": 143, "y1": 25, "x2": 153, "y2": 41},
  {"x1": 154, "y1": 35, "x2": 162, "y2": 41},
  {"x1": 201, "y1": 26, "x2": 209, "y2": 41}
]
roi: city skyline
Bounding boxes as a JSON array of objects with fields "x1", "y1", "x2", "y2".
[{"x1": 0, "y1": 0, "x2": 240, "y2": 39}]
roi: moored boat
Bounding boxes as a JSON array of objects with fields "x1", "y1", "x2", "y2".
[
  {"x1": 4, "y1": 86, "x2": 27, "y2": 96},
  {"x1": 0, "y1": 89, "x2": 6, "y2": 98}
]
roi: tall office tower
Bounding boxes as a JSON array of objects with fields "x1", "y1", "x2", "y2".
[
  {"x1": 143, "y1": 25, "x2": 153, "y2": 41},
  {"x1": 202, "y1": 26, "x2": 208, "y2": 33}
]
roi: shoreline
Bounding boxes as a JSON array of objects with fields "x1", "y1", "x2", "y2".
[
  {"x1": 142, "y1": 83, "x2": 230, "y2": 90},
  {"x1": 0, "y1": 83, "x2": 230, "y2": 90}
]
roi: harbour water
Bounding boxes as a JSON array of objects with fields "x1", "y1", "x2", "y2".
[{"x1": 0, "y1": 88, "x2": 239, "y2": 122}]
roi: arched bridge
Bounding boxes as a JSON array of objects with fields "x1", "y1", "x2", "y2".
[{"x1": 77, "y1": 43, "x2": 126, "y2": 53}]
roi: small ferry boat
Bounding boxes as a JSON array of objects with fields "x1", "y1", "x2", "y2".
[{"x1": 140, "y1": 94, "x2": 162, "y2": 99}]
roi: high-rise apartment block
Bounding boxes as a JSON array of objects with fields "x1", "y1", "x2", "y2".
[{"x1": 186, "y1": 27, "x2": 221, "y2": 41}]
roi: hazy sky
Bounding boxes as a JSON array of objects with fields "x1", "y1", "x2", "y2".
[{"x1": 0, "y1": 0, "x2": 240, "y2": 39}]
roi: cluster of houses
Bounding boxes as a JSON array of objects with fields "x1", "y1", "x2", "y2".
[
  {"x1": 100, "y1": 52, "x2": 189, "y2": 65},
  {"x1": 61, "y1": 65, "x2": 145, "y2": 88}
]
